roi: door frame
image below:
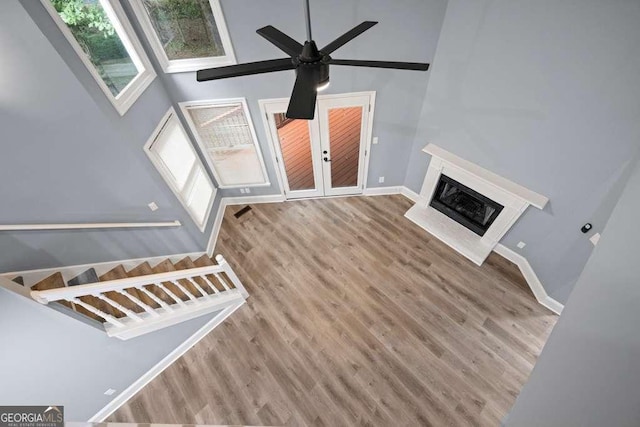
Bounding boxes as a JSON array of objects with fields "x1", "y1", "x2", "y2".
[
  {"x1": 258, "y1": 91, "x2": 376, "y2": 200},
  {"x1": 259, "y1": 98, "x2": 325, "y2": 199}
]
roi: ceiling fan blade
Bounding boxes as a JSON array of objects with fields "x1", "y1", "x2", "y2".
[
  {"x1": 321, "y1": 21, "x2": 378, "y2": 54},
  {"x1": 256, "y1": 25, "x2": 304, "y2": 56},
  {"x1": 197, "y1": 58, "x2": 294, "y2": 82},
  {"x1": 286, "y1": 68, "x2": 318, "y2": 119},
  {"x1": 331, "y1": 59, "x2": 430, "y2": 71}
]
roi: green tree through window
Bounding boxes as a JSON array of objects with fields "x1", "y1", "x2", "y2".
[{"x1": 51, "y1": 0, "x2": 138, "y2": 96}]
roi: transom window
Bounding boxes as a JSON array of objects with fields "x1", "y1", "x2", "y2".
[
  {"x1": 180, "y1": 99, "x2": 269, "y2": 188},
  {"x1": 129, "y1": 0, "x2": 236, "y2": 73},
  {"x1": 145, "y1": 109, "x2": 217, "y2": 231},
  {"x1": 42, "y1": 0, "x2": 156, "y2": 115}
]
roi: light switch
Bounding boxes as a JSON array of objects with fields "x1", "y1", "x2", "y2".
[
  {"x1": 517, "y1": 241, "x2": 526, "y2": 249},
  {"x1": 590, "y1": 233, "x2": 601, "y2": 246},
  {"x1": 372, "y1": 137, "x2": 379, "y2": 145}
]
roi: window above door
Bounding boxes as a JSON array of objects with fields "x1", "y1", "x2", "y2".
[
  {"x1": 41, "y1": 0, "x2": 156, "y2": 115},
  {"x1": 129, "y1": 0, "x2": 236, "y2": 73}
]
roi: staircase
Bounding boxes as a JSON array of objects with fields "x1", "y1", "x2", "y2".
[{"x1": 11, "y1": 254, "x2": 247, "y2": 340}]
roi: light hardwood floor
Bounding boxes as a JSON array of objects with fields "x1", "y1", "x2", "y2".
[{"x1": 109, "y1": 195, "x2": 557, "y2": 426}]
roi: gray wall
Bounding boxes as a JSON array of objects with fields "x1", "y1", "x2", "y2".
[
  {"x1": 0, "y1": 0, "x2": 448, "y2": 273},
  {"x1": 504, "y1": 152, "x2": 640, "y2": 427},
  {"x1": 0, "y1": 0, "x2": 222, "y2": 273},
  {"x1": 404, "y1": 0, "x2": 640, "y2": 303},
  {"x1": 0, "y1": 286, "x2": 221, "y2": 420},
  {"x1": 123, "y1": 0, "x2": 448, "y2": 198}
]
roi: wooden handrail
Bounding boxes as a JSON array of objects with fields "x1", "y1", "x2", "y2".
[{"x1": 0, "y1": 221, "x2": 181, "y2": 232}]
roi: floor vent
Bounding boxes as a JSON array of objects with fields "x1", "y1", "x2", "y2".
[{"x1": 234, "y1": 206, "x2": 252, "y2": 219}]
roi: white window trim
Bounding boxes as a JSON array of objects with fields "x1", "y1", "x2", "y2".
[
  {"x1": 128, "y1": 0, "x2": 236, "y2": 73},
  {"x1": 144, "y1": 108, "x2": 217, "y2": 232},
  {"x1": 179, "y1": 98, "x2": 270, "y2": 189},
  {"x1": 40, "y1": 0, "x2": 156, "y2": 115}
]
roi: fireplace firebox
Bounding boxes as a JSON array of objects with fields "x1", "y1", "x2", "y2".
[{"x1": 429, "y1": 174, "x2": 504, "y2": 236}]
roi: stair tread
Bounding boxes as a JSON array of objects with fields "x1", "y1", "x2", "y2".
[
  {"x1": 174, "y1": 257, "x2": 210, "y2": 297},
  {"x1": 192, "y1": 255, "x2": 225, "y2": 294},
  {"x1": 193, "y1": 255, "x2": 215, "y2": 267},
  {"x1": 99, "y1": 265, "x2": 129, "y2": 281},
  {"x1": 152, "y1": 260, "x2": 191, "y2": 302},
  {"x1": 31, "y1": 272, "x2": 74, "y2": 309},
  {"x1": 31, "y1": 272, "x2": 66, "y2": 291},
  {"x1": 99, "y1": 265, "x2": 144, "y2": 317},
  {"x1": 126, "y1": 262, "x2": 166, "y2": 308},
  {"x1": 68, "y1": 269, "x2": 108, "y2": 322}
]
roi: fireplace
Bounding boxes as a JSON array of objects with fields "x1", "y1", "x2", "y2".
[
  {"x1": 429, "y1": 174, "x2": 504, "y2": 236},
  {"x1": 404, "y1": 144, "x2": 548, "y2": 266}
]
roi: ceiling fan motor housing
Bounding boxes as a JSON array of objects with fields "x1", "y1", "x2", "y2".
[{"x1": 295, "y1": 41, "x2": 331, "y2": 88}]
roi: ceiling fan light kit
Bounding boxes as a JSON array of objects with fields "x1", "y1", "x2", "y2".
[{"x1": 197, "y1": 0, "x2": 430, "y2": 119}]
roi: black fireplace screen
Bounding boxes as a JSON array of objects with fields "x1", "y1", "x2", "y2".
[{"x1": 429, "y1": 174, "x2": 504, "y2": 236}]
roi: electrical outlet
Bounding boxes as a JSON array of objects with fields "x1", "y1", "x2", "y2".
[
  {"x1": 104, "y1": 389, "x2": 116, "y2": 396},
  {"x1": 245, "y1": 188, "x2": 251, "y2": 194},
  {"x1": 517, "y1": 241, "x2": 526, "y2": 249},
  {"x1": 378, "y1": 176, "x2": 385, "y2": 183},
  {"x1": 372, "y1": 137, "x2": 379, "y2": 145},
  {"x1": 148, "y1": 202, "x2": 158, "y2": 211},
  {"x1": 239, "y1": 188, "x2": 246, "y2": 194}
]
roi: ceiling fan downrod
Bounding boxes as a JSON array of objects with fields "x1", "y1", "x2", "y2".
[{"x1": 303, "y1": 0, "x2": 313, "y2": 42}]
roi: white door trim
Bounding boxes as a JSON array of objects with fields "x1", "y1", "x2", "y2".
[
  {"x1": 317, "y1": 93, "x2": 374, "y2": 196},
  {"x1": 258, "y1": 91, "x2": 376, "y2": 200},
  {"x1": 259, "y1": 98, "x2": 324, "y2": 199}
]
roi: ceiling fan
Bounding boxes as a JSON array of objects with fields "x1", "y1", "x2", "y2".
[{"x1": 196, "y1": 0, "x2": 430, "y2": 120}]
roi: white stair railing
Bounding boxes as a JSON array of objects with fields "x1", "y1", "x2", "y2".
[{"x1": 30, "y1": 255, "x2": 248, "y2": 340}]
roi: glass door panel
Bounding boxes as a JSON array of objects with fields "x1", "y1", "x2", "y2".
[
  {"x1": 327, "y1": 106, "x2": 363, "y2": 188},
  {"x1": 275, "y1": 114, "x2": 316, "y2": 191}
]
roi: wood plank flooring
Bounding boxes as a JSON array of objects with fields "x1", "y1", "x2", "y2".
[{"x1": 109, "y1": 195, "x2": 557, "y2": 426}]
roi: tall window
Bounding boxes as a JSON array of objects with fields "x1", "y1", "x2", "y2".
[
  {"x1": 145, "y1": 109, "x2": 217, "y2": 231},
  {"x1": 42, "y1": 0, "x2": 156, "y2": 115},
  {"x1": 129, "y1": 0, "x2": 236, "y2": 73},
  {"x1": 180, "y1": 99, "x2": 269, "y2": 188}
]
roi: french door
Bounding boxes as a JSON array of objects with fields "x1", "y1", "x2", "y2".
[{"x1": 261, "y1": 92, "x2": 374, "y2": 199}]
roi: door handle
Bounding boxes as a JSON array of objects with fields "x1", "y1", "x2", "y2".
[{"x1": 323, "y1": 157, "x2": 332, "y2": 162}]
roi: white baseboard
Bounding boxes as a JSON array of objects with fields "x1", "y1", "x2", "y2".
[
  {"x1": 207, "y1": 194, "x2": 285, "y2": 256},
  {"x1": 1, "y1": 251, "x2": 206, "y2": 289},
  {"x1": 88, "y1": 300, "x2": 246, "y2": 422},
  {"x1": 222, "y1": 193, "x2": 286, "y2": 206},
  {"x1": 400, "y1": 186, "x2": 421, "y2": 202},
  {"x1": 207, "y1": 201, "x2": 227, "y2": 257},
  {"x1": 493, "y1": 244, "x2": 563, "y2": 315},
  {"x1": 362, "y1": 186, "x2": 420, "y2": 202},
  {"x1": 363, "y1": 186, "x2": 402, "y2": 196}
]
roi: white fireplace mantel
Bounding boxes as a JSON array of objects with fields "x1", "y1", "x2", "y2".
[{"x1": 405, "y1": 144, "x2": 548, "y2": 266}]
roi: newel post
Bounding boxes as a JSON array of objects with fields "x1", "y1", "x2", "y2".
[{"x1": 215, "y1": 254, "x2": 249, "y2": 299}]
